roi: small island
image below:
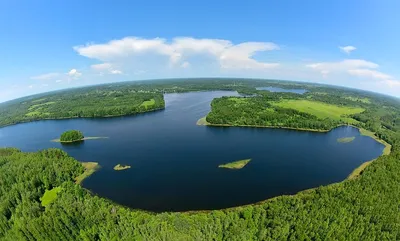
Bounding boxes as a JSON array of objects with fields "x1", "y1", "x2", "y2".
[
  {"x1": 114, "y1": 164, "x2": 131, "y2": 171},
  {"x1": 218, "y1": 159, "x2": 251, "y2": 169},
  {"x1": 337, "y1": 137, "x2": 355, "y2": 143},
  {"x1": 60, "y1": 130, "x2": 84, "y2": 143}
]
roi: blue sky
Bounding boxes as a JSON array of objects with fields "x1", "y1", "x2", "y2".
[{"x1": 1, "y1": 0, "x2": 400, "y2": 102}]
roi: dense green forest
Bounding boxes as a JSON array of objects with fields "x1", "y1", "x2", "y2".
[
  {"x1": 60, "y1": 130, "x2": 84, "y2": 142},
  {"x1": 0, "y1": 91, "x2": 164, "y2": 127},
  {"x1": 1, "y1": 79, "x2": 400, "y2": 240},
  {"x1": 2, "y1": 78, "x2": 398, "y2": 128}
]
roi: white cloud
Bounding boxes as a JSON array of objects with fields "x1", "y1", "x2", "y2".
[
  {"x1": 74, "y1": 37, "x2": 279, "y2": 70},
  {"x1": 110, "y1": 69, "x2": 123, "y2": 74},
  {"x1": 181, "y1": 61, "x2": 190, "y2": 68},
  {"x1": 307, "y1": 58, "x2": 400, "y2": 94},
  {"x1": 28, "y1": 85, "x2": 33, "y2": 89},
  {"x1": 348, "y1": 69, "x2": 392, "y2": 80},
  {"x1": 91, "y1": 63, "x2": 122, "y2": 74},
  {"x1": 91, "y1": 63, "x2": 112, "y2": 70},
  {"x1": 339, "y1": 46, "x2": 356, "y2": 54},
  {"x1": 30, "y1": 72, "x2": 60, "y2": 80},
  {"x1": 55, "y1": 79, "x2": 63, "y2": 83},
  {"x1": 68, "y1": 69, "x2": 82, "y2": 78},
  {"x1": 307, "y1": 59, "x2": 378, "y2": 76}
]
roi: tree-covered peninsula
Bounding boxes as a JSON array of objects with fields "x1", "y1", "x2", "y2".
[{"x1": 60, "y1": 130, "x2": 84, "y2": 142}]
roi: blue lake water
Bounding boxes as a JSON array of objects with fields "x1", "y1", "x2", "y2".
[
  {"x1": 0, "y1": 91, "x2": 383, "y2": 212},
  {"x1": 257, "y1": 86, "x2": 308, "y2": 94}
]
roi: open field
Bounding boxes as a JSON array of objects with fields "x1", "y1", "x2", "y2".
[
  {"x1": 337, "y1": 137, "x2": 355, "y2": 143},
  {"x1": 40, "y1": 186, "x2": 62, "y2": 207},
  {"x1": 140, "y1": 99, "x2": 156, "y2": 108},
  {"x1": 272, "y1": 100, "x2": 364, "y2": 123},
  {"x1": 218, "y1": 159, "x2": 251, "y2": 169},
  {"x1": 75, "y1": 162, "x2": 100, "y2": 184},
  {"x1": 343, "y1": 96, "x2": 371, "y2": 104}
]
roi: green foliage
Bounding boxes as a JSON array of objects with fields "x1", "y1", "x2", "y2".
[
  {"x1": 40, "y1": 187, "x2": 62, "y2": 207},
  {"x1": 0, "y1": 90, "x2": 165, "y2": 127},
  {"x1": 206, "y1": 96, "x2": 340, "y2": 131},
  {"x1": 1, "y1": 79, "x2": 400, "y2": 240},
  {"x1": 60, "y1": 130, "x2": 84, "y2": 142},
  {"x1": 0, "y1": 148, "x2": 400, "y2": 240}
]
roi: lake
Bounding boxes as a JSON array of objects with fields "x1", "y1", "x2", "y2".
[
  {"x1": 257, "y1": 86, "x2": 308, "y2": 94},
  {"x1": 0, "y1": 91, "x2": 384, "y2": 212}
]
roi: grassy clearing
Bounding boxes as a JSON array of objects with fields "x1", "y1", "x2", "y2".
[
  {"x1": 337, "y1": 137, "x2": 356, "y2": 143},
  {"x1": 75, "y1": 162, "x2": 99, "y2": 184},
  {"x1": 114, "y1": 164, "x2": 131, "y2": 171},
  {"x1": 359, "y1": 128, "x2": 391, "y2": 155},
  {"x1": 196, "y1": 117, "x2": 210, "y2": 126},
  {"x1": 343, "y1": 96, "x2": 371, "y2": 104},
  {"x1": 40, "y1": 186, "x2": 62, "y2": 207},
  {"x1": 228, "y1": 97, "x2": 248, "y2": 104},
  {"x1": 272, "y1": 100, "x2": 364, "y2": 123},
  {"x1": 51, "y1": 136, "x2": 108, "y2": 143},
  {"x1": 218, "y1": 159, "x2": 251, "y2": 169},
  {"x1": 25, "y1": 111, "x2": 50, "y2": 117},
  {"x1": 28, "y1": 101, "x2": 56, "y2": 111},
  {"x1": 140, "y1": 99, "x2": 156, "y2": 108}
]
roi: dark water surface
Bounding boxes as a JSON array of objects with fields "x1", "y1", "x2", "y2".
[
  {"x1": 257, "y1": 86, "x2": 308, "y2": 94},
  {"x1": 0, "y1": 91, "x2": 383, "y2": 212}
]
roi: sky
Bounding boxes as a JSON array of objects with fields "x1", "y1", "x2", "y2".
[{"x1": 1, "y1": 0, "x2": 400, "y2": 102}]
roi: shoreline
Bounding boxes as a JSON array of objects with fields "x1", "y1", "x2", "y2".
[
  {"x1": 51, "y1": 137, "x2": 109, "y2": 143},
  {"x1": 75, "y1": 162, "x2": 100, "y2": 184},
  {"x1": 196, "y1": 116, "x2": 391, "y2": 183},
  {"x1": 0, "y1": 107, "x2": 165, "y2": 129}
]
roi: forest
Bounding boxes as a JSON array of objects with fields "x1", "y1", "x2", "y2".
[
  {"x1": 60, "y1": 130, "x2": 84, "y2": 142},
  {"x1": 0, "y1": 90, "x2": 165, "y2": 128},
  {"x1": 0, "y1": 78, "x2": 400, "y2": 240}
]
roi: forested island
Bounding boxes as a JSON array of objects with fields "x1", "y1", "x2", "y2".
[
  {"x1": 0, "y1": 78, "x2": 399, "y2": 240},
  {"x1": 60, "y1": 130, "x2": 84, "y2": 143}
]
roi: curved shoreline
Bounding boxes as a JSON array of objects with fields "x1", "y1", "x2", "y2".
[
  {"x1": 0, "y1": 107, "x2": 165, "y2": 130},
  {"x1": 51, "y1": 137, "x2": 109, "y2": 143},
  {"x1": 196, "y1": 116, "x2": 391, "y2": 188}
]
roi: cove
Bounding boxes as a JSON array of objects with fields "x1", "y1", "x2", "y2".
[{"x1": 0, "y1": 91, "x2": 384, "y2": 212}]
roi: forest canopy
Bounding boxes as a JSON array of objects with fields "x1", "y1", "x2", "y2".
[{"x1": 60, "y1": 130, "x2": 84, "y2": 142}]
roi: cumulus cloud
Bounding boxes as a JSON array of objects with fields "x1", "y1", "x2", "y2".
[
  {"x1": 74, "y1": 37, "x2": 280, "y2": 70},
  {"x1": 68, "y1": 69, "x2": 82, "y2": 78},
  {"x1": 307, "y1": 59, "x2": 400, "y2": 91},
  {"x1": 339, "y1": 46, "x2": 356, "y2": 54}
]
